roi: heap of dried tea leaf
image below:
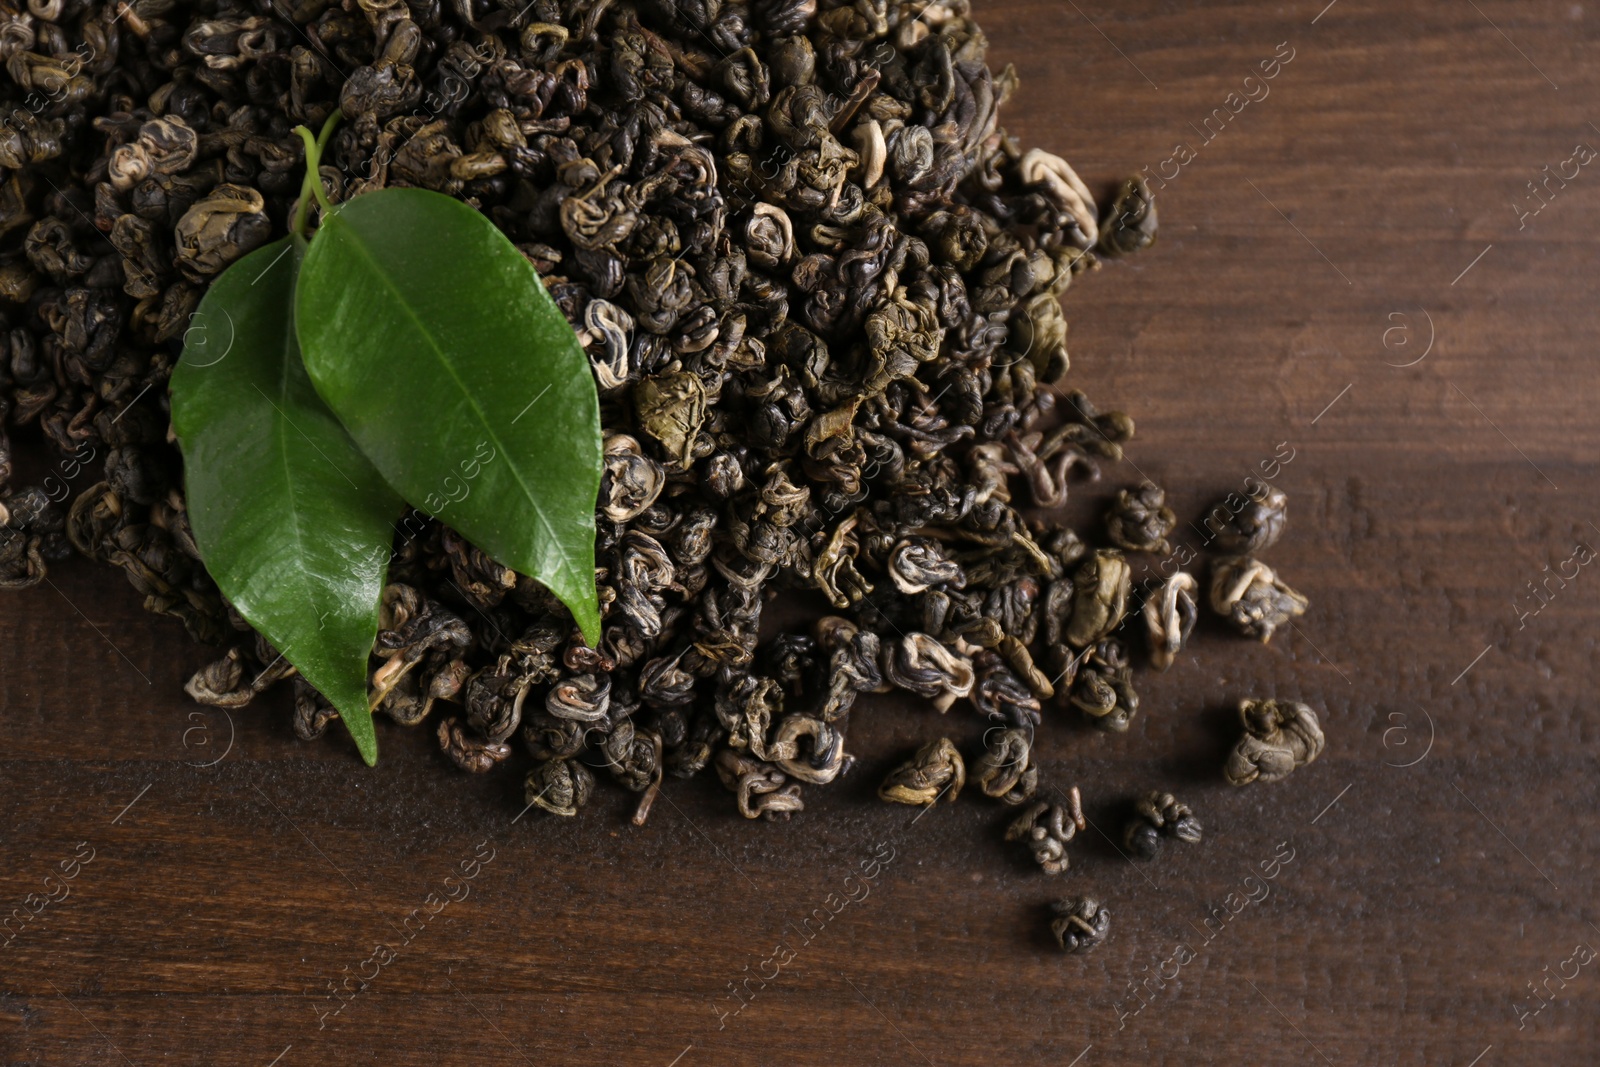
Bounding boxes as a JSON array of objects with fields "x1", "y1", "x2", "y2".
[{"x1": 0, "y1": 0, "x2": 1330, "y2": 945}]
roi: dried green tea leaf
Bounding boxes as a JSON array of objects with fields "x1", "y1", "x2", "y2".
[
  {"x1": 169, "y1": 237, "x2": 401, "y2": 765},
  {"x1": 296, "y1": 188, "x2": 602, "y2": 641}
]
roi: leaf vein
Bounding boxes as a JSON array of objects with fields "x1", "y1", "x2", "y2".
[{"x1": 328, "y1": 218, "x2": 582, "y2": 592}]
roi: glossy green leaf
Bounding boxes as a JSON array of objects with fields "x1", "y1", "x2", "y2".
[
  {"x1": 170, "y1": 237, "x2": 402, "y2": 766},
  {"x1": 295, "y1": 188, "x2": 603, "y2": 642}
]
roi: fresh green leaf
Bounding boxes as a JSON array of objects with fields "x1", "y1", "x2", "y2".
[
  {"x1": 295, "y1": 187, "x2": 603, "y2": 642},
  {"x1": 169, "y1": 236, "x2": 402, "y2": 766}
]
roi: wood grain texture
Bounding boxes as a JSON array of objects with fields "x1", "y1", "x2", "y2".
[{"x1": 3, "y1": 1, "x2": 1598, "y2": 1063}]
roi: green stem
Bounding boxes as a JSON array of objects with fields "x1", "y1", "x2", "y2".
[
  {"x1": 291, "y1": 109, "x2": 344, "y2": 239},
  {"x1": 315, "y1": 107, "x2": 343, "y2": 153}
]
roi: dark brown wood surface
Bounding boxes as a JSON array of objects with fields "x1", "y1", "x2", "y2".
[{"x1": 4, "y1": 1, "x2": 1599, "y2": 1063}]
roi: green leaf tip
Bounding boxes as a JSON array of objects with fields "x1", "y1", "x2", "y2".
[{"x1": 352, "y1": 719, "x2": 379, "y2": 766}]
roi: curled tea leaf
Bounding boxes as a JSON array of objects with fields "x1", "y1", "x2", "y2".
[
  {"x1": 1065, "y1": 549, "x2": 1130, "y2": 647},
  {"x1": 769, "y1": 714, "x2": 849, "y2": 785},
  {"x1": 1070, "y1": 639, "x2": 1139, "y2": 732},
  {"x1": 174, "y1": 183, "x2": 271, "y2": 280},
  {"x1": 878, "y1": 737, "x2": 964, "y2": 805},
  {"x1": 1143, "y1": 571, "x2": 1197, "y2": 672},
  {"x1": 1005, "y1": 788, "x2": 1084, "y2": 875},
  {"x1": 1020, "y1": 148, "x2": 1097, "y2": 248},
  {"x1": 715, "y1": 748, "x2": 804, "y2": 821},
  {"x1": 633, "y1": 371, "x2": 707, "y2": 469},
  {"x1": 972, "y1": 726, "x2": 1038, "y2": 805},
  {"x1": 1105, "y1": 481, "x2": 1175, "y2": 554},
  {"x1": 1210, "y1": 555, "x2": 1308, "y2": 642},
  {"x1": 1123, "y1": 791, "x2": 1202, "y2": 859},
  {"x1": 1212, "y1": 483, "x2": 1289, "y2": 554},
  {"x1": 526, "y1": 757, "x2": 595, "y2": 817},
  {"x1": 1098, "y1": 175, "x2": 1158, "y2": 258},
  {"x1": 1225, "y1": 698, "x2": 1325, "y2": 786},
  {"x1": 882, "y1": 633, "x2": 974, "y2": 711},
  {"x1": 1050, "y1": 897, "x2": 1110, "y2": 953}
]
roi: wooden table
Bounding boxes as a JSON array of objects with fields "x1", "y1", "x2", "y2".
[{"x1": 4, "y1": 1, "x2": 1596, "y2": 1063}]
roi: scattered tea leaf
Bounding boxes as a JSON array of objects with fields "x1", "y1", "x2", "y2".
[
  {"x1": 295, "y1": 188, "x2": 603, "y2": 642},
  {"x1": 169, "y1": 237, "x2": 401, "y2": 765}
]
